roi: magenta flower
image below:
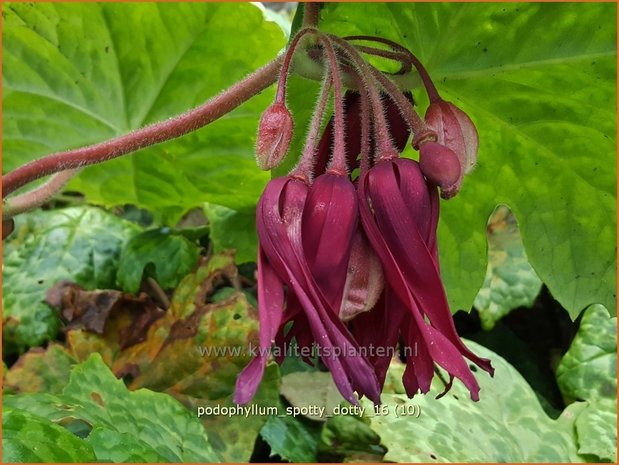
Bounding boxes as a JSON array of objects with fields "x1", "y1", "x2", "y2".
[
  {"x1": 237, "y1": 30, "x2": 493, "y2": 406},
  {"x1": 358, "y1": 157, "x2": 494, "y2": 399},
  {"x1": 234, "y1": 175, "x2": 381, "y2": 405}
]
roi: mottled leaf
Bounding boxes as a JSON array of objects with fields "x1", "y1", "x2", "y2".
[
  {"x1": 116, "y1": 227, "x2": 201, "y2": 293},
  {"x1": 4, "y1": 354, "x2": 221, "y2": 462},
  {"x1": 474, "y1": 205, "x2": 542, "y2": 329},
  {"x1": 4, "y1": 344, "x2": 76, "y2": 394},
  {"x1": 86, "y1": 427, "x2": 169, "y2": 463},
  {"x1": 556, "y1": 304, "x2": 617, "y2": 462},
  {"x1": 319, "y1": 414, "x2": 386, "y2": 463},
  {"x1": 181, "y1": 364, "x2": 281, "y2": 462},
  {"x1": 3, "y1": 407, "x2": 96, "y2": 463},
  {"x1": 362, "y1": 340, "x2": 586, "y2": 462},
  {"x1": 2, "y1": 207, "x2": 138, "y2": 353}
]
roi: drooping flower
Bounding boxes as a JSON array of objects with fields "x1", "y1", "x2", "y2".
[
  {"x1": 237, "y1": 29, "x2": 492, "y2": 407},
  {"x1": 234, "y1": 174, "x2": 381, "y2": 405},
  {"x1": 358, "y1": 157, "x2": 494, "y2": 400}
]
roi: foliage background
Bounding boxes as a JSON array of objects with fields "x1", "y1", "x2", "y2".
[{"x1": 2, "y1": 2, "x2": 617, "y2": 463}]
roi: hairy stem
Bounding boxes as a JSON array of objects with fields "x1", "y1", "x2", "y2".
[
  {"x1": 369, "y1": 68, "x2": 435, "y2": 147},
  {"x1": 275, "y1": 27, "x2": 319, "y2": 103},
  {"x1": 354, "y1": 76, "x2": 372, "y2": 175},
  {"x1": 3, "y1": 169, "x2": 80, "y2": 219},
  {"x1": 2, "y1": 55, "x2": 284, "y2": 198},
  {"x1": 290, "y1": 72, "x2": 332, "y2": 181},
  {"x1": 327, "y1": 35, "x2": 396, "y2": 156},
  {"x1": 347, "y1": 36, "x2": 441, "y2": 102},
  {"x1": 352, "y1": 44, "x2": 412, "y2": 74},
  {"x1": 302, "y1": 2, "x2": 321, "y2": 28},
  {"x1": 319, "y1": 36, "x2": 347, "y2": 175}
]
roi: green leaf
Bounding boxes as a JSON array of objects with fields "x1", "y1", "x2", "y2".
[
  {"x1": 474, "y1": 205, "x2": 542, "y2": 329},
  {"x1": 86, "y1": 427, "x2": 169, "y2": 463},
  {"x1": 3, "y1": 407, "x2": 96, "y2": 463},
  {"x1": 362, "y1": 340, "x2": 586, "y2": 462},
  {"x1": 3, "y1": 3, "x2": 286, "y2": 223},
  {"x1": 116, "y1": 227, "x2": 201, "y2": 293},
  {"x1": 318, "y1": 3, "x2": 617, "y2": 317},
  {"x1": 319, "y1": 414, "x2": 386, "y2": 462},
  {"x1": 556, "y1": 304, "x2": 617, "y2": 462},
  {"x1": 557, "y1": 304, "x2": 617, "y2": 403},
  {"x1": 203, "y1": 203, "x2": 258, "y2": 264},
  {"x1": 4, "y1": 354, "x2": 221, "y2": 463},
  {"x1": 183, "y1": 364, "x2": 281, "y2": 462},
  {"x1": 574, "y1": 398, "x2": 617, "y2": 463},
  {"x1": 2, "y1": 206, "x2": 138, "y2": 353},
  {"x1": 261, "y1": 406, "x2": 323, "y2": 463}
]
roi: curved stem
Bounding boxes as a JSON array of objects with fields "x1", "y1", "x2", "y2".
[
  {"x1": 275, "y1": 27, "x2": 319, "y2": 103},
  {"x1": 369, "y1": 67, "x2": 435, "y2": 147},
  {"x1": 345, "y1": 35, "x2": 441, "y2": 102},
  {"x1": 3, "y1": 169, "x2": 80, "y2": 219},
  {"x1": 352, "y1": 44, "x2": 412, "y2": 74},
  {"x1": 290, "y1": 72, "x2": 332, "y2": 181},
  {"x1": 327, "y1": 35, "x2": 396, "y2": 157},
  {"x1": 352, "y1": 75, "x2": 372, "y2": 176},
  {"x1": 2, "y1": 55, "x2": 284, "y2": 198},
  {"x1": 319, "y1": 35, "x2": 347, "y2": 175},
  {"x1": 344, "y1": 35, "x2": 412, "y2": 57}
]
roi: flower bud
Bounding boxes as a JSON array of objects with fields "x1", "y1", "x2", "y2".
[
  {"x1": 255, "y1": 103, "x2": 294, "y2": 170},
  {"x1": 425, "y1": 100, "x2": 478, "y2": 175},
  {"x1": 418, "y1": 142, "x2": 461, "y2": 194}
]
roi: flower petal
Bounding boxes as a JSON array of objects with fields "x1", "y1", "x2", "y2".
[
  {"x1": 303, "y1": 173, "x2": 358, "y2": 310},
  {"x1": 257, "y1": 176, "x2": 381, "y2": 405},
  {"x1": 363, "y1": 161, "x2": 493, "y2": 375},
  {"x1": 234, "y1": 246, "x2": 284, "y2": 404},
  {"x1": 358, "y1": 164, "x2": 492, "y2": 398}
]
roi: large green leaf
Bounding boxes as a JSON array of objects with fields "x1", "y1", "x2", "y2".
[
  {"x1": 319, "y1": 3, "x2": 617, "y2": 317},
  {"x1": 361, "y1": 340, "x2": 586, "y2": 462},
  {"x1": 4, "y1": 354, "x2": 221, "y2": 463},
  {"x1": 3, "y1": 3, "x2": 285, "y2": 223},
  {"x1": 556, "y1": 304, "x2": 617, "y2": 462},
  {"x1": 1, "y1": 206, "x2": 138, "y2": 353},
  {"x1": 3, "y1": 407, "x2": 96, "y2": 463}
]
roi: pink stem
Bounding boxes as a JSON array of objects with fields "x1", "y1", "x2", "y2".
[
  {"x1": 352, "y1": 44, "x2": 412, "y2": 74},
  {"x1": 319, "y1": 35, "x2": 347, "y2": 175},
  {"x1": 275, "y1": 27, "x2": 319, "y2": 103},
  {"x1": 345, "y1": 35, "x2": 441, "y2": 101},
  {"x1": 291, "y1": 72, "x2": 333, "y2": 182},
  {"x1": 369, "y1": 68, "x2": 435, "y2": 148},
  {"x1": 327, "y1": 35, "x2": 396, "y2": 157},
  {"x1": 3, "y1": 169, "x2": 80, "y2": 219},
  {"x1": 303, "y1": 3, "x2": 321, "y2": 28}
]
